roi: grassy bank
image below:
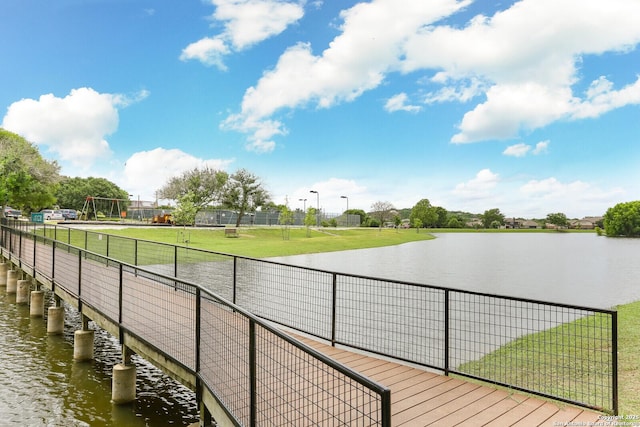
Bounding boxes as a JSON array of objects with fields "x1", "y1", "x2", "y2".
[
  {"x1": 457, "y1": 300, "x2": 640, "y2": 415},
  {"x1": 84, "y1": 226, "x2": 435, "y2": 258},
  {"x1": 616, "y1": 300, "x2": 640, "y2": 413}
]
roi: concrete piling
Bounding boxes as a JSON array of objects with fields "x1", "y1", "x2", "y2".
[
  {"x1": 73, "y1": 329, "x2": 95, "y2": 361},
  {"x1": 0, "y1": 263, "x2": 7, "y2": 286},
  {"x1": 47, "y1": 306, "x2": 65, "y2": 335},
  {"x1": 16, "y1": 279, "x2": 30, "y2": 304},
  {"x1": 30, "y1": 290, "x2": 45, "y2": 317},
  {"x1": 111, "y1": 363, "x2": 137, "y2": 404},
  {"x1": 6, "y1": 270, "x2": 18, "y2": 294}
]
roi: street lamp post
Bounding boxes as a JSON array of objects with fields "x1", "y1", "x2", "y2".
[
  {"x1": 340, "y1": 195, "x2": 349, "y2": 227},
  {"x1": 309, "y1": 190, "x2": 319, "y2": 227}
]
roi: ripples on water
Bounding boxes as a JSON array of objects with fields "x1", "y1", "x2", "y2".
[{"x1": 0, "y1": 292, "x2": 198, "y2": 427}]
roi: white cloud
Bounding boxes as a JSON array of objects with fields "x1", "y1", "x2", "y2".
[
  {"x1": 571, "y1": 76, "x2": 640, "y2": 119},
  {"x1": 1, "y1": 87, "x2": 148, "y2": 168},
  {"x1": 519, "y1": 177, "x2": 625, "y2": 217},
  {"x1": 532, "y1": 140, "x2": 549, "y2": 155},
  {"x1": 503, "y1": 140, "x2": 550, "y2": 157},
  {"x1": 453, "y1": 168, "x2": 500, "y2": 199},
  {"x1": 180, "y1": 37, "x2": 230, "y2": 70},
  {"x1": 401, "y1": 0, "x2": 640, "y2": 143},
  {"x1": 451, "y1": 83, "x2": 575, "y2": 143},
  {"x1": 224, "y1": 0, "x2": 470, "y2": 149},
  {"x1": 181, "y1": 0, "x2": 304, "y2": 69},
  {"x1": 424, "y1": 76, "x2": 485, "y2": 104},
  {"x1": 223, "y1": 0, "x2": 640, "y2": 149},
  {"x1": 120, "y1": 148, "x2": 234, "y2": 201},
  {"x1": 503, "y1": 143, "x2": 530, "y2": 157},
  {"x1": 385, "y1": 93, "x2": 421, "y2": 113}
]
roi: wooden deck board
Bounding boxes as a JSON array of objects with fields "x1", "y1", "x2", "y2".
[{"x1": 297, "y1": 335, "x2": 604, "y2": 426}]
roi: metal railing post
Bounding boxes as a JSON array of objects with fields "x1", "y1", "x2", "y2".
[
  {"x1": 444, "y1": 289, "x2": 450, "y2": 376},
  {"x1": 381, "y1": 389, "x2": 392, "y2": 427},
  {"x1": 612, "y1": 311, "x2": 619, "y2": 415},
  {"x1": 195, "y1": 288, "x2": 201, "y2": 373},
  {"x1": 249, "y1": 320, "x2": 257, "y2": 427},
  {"x1": 331, "y1": 273, "x2": 337, "y2": 347},
  {"x1": 233, "y1": 257, "x2": 238, "y2": 305},
  {"x1": 174, "y1": 245, "x2": 178, "y2": 278},
  {"x1": 118, "y1": 263, "x2": 124, "y2": 344}
]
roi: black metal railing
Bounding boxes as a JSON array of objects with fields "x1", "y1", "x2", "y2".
[
  {"x1": 6, "y1": 221, "x2": 619, "y2": 414},
  {"x1": 0, "y1": 223, "x2": 391, "y2": 426}
]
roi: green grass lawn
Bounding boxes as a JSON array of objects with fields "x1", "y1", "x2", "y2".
[
  {"x1": 616, "y1": 300, "x2": 640, "y2": 414},
  {"x1": 85, "y1": 226, "x2": 435, "y2": 258},
  {"x1": 456, "y1": 301, "x2": 640, "y2": 415}
]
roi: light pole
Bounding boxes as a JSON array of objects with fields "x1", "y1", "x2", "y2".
[
  {"x1": 340, "y1": 195, "x2": 349, "y2": 227},
  {"x1": 310, "y1": 190, "x2": 319, "y2": 227},
  {"x1": 298, "y1": 198, "x2": 307, "y2": 226}
]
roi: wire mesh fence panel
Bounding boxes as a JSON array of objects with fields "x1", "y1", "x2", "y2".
[
  {"x1": 176, "y1": 248, "x2": 235, "y2": 301},
  {"x1": 121, "y1": 266, "x2": 197, "y2": 370},
  {"x1": 85, "y1": 231, "x2": 109, "y2": 257},
  {"x1": 253, "y1": 323, "x2": 386, "y2": 426},
  {"x1": 104, "y1": 235, "x2": 137, "y2": 265},
  {"x1": 450, "y1": 292, "x2": 615, "y2": 411},
  {"x1": 19, "y1": 234, "x2": 35, "y2": 269},
  {"x1": 53, "y1": 244, "x2": 81, "y2": 296},
  {"x1": 80, "y1": 253, "x2": 121, "y2": 321},
  {"x1": 335, "y1": 276, "x2": 446, "y2": 368},
  {"x1": 135, "y1": 240, "x2": 176, "y2": 273},
  {"x1": 34, "y1": 238, "x2": 54, "y2": 279},
  {"x1": 199, "y1": 295, "x2": 251, "y2": 425},
  {"x1": 235, "y1": 259, "x2": 334, "y2": 339}
]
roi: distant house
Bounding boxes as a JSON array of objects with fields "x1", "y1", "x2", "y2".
[
  {"x1": 583, "y1": 216, "x2": 604, "y2": 227},
  {"x1": 571, "y1": 219, "x2": 595, "y2": 229},
  {"x1": 504, "y1": 218, "x2": 522, "y2": 229},
  {"x1": 466, "y1": 218, "x2": 483, "y2": 228},
  {"x1": 521, "y1": 220, "x2": 539, "y2": 229}
]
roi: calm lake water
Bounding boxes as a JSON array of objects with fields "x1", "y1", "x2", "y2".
[{"x1": 269, "y1": 232, "x2": 640, "y2": 309}]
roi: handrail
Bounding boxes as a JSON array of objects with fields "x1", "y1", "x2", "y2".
[
  {"x1": 7, "y1": 221, "x2": 619, "y2": 414},
  {"x1": 0, "y1": 222, "x2": 392, "y2": 426}
]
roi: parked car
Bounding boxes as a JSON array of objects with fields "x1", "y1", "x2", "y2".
[
  {"x1": 40, "y1": 209, "x2": 64, "y2": 221},
  {"x1": 3, "y1": 207, "x2": 22, "y2": 219},
  {"x1": 59, "y1": 209, "x2": 77, "y2": 220}
]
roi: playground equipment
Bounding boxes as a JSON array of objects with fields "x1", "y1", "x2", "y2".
[
  {"x1": 152, "y1": 213, "x2": 173, "y2": 224},
  {"x1": 79, "y1": 196, "x2": 128, "y2": 221}
]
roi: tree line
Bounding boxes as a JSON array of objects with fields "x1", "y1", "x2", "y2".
[{"x1": 1, "y1": 128, "x2": 639, "y2": 236}]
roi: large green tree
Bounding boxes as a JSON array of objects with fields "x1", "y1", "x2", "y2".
[
  {"x1": 221, "y1": 169, "x2": 270, "y2": 227},
  {"x1": 158, "y1": 167, "x2": 228, "y2": 211},
  {"x1": 546, "y1": 212, "x2": 568, "y2": 228},
  {"x1": 410, "y1": 199, "x2": 438, "y2": 228},
  {"x1": 0, "y1": 129, "x2": 60, "y2": 216},
  {"x1": 56, "y1": 176, "x2": 129, "y2": 211},
  {"x1": 481, "y1": 208, "x2": 505, "y2": 228},
  {"x1": 604, "y1": 201, "x2": 640, "y2": 237}
]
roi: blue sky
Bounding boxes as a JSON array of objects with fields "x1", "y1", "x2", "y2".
[{"x1": 2, "y1": 0, "x2": 639, "y2": 218}]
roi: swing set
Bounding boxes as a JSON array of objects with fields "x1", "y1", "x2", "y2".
[{"x1": 79, "y1": 196, "x2": 129, "y2": 221}]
